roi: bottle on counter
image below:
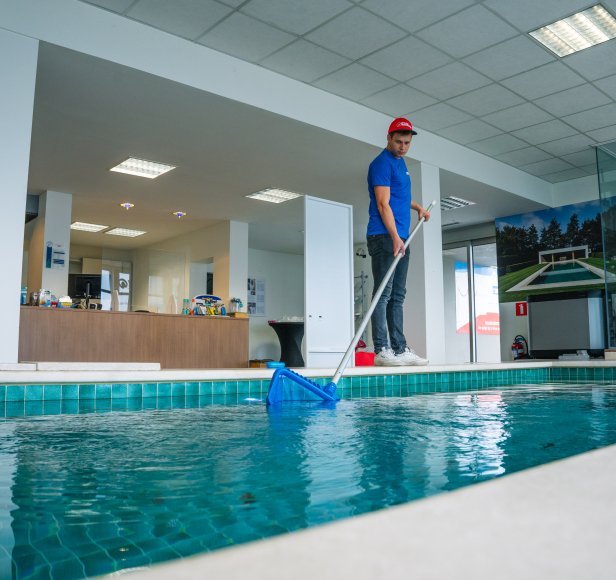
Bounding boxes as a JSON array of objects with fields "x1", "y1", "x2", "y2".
[{"x1": 20, "y1": 286, "x2": 27, "y2": 305}]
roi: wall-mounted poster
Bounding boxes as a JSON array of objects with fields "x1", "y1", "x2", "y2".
[
  {"x1": 247, "y1": 277, "x2": 265, "y2": 316},
  {"x1": 495, "y1": 199, "x2": 608, "y2": 303}
]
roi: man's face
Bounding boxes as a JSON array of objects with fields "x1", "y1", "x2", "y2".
[{"x1": 386, "y1": 132, "x2": 412, "y2": 158}]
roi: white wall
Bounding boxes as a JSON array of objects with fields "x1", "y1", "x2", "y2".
[
  {"x1": 0, "y1": 28, "x2": 37, "y2": 363},
  {"x1": 248, "y1": 248, "x2": 303, "y2": 360}
]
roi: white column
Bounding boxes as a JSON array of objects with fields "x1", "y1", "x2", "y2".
[
  {"x1": 26, "y1": 190, "x2": 73, "y2": 298},
  {"x1": 228, "y1": 220, "x2": 248, "y2": 306},
  {"x1": 405, "y1": 162, "x2": 446, "y2": 364},
  {"x1": 0, "y1": 29, "x2": 38, "y2": 363}
]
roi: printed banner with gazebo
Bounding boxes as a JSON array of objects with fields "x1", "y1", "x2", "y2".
[{"x1": 495, "y1": 199, "x2": 612, "y2": 303}]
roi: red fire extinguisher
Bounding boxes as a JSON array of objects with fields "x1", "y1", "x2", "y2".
[{"x1": 511, "y1": 335, "x2": 529, "y2": 360}]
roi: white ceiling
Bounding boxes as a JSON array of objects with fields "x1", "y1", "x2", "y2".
[{"x1": 27, "y1": 0, "x2": 616, "y2": 252}]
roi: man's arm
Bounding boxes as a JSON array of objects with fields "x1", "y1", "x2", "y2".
[
  {"x1": 412, "y1": 200, "x2": 431, "y2": 222},
  {"x1": 374, "y1": 186, "x2": 405, "y2": 256}
]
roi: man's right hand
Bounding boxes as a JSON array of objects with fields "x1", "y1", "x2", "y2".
[{"x1": 393, "y1": 235, "x2": 405, "y2": 257}]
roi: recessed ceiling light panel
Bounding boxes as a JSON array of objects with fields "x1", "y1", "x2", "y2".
[
  {"x1": 246, "y1": 188, "x2": 303, "y2": 204},
  {"x1": 529, "y1": 4, "x2": 616, "y2": 57},
  {"x1": 110, "y1": 157, "x2": 176, "y2": 179},
  {"x1": 104, "y1": 227, "x2": 146, "y2": 237},
  {"x1": 70, "y1": 221, "x2": 108, "y2": 232},
  {"x1": 440, "y1": 196, "x2": 476, "y2": 211}
]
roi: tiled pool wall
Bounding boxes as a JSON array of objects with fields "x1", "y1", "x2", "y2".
[{"x1": 0, "y1": 366, "x2": 615, "y2": 417}]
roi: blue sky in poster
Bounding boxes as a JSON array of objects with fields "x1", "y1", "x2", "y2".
[{"x1": 495, "y1": 199, "x2": 601, "y2": 232}]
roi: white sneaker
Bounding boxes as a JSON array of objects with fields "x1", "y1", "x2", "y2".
[
  {"x1": 374, "y1": 347, "x2": 406, "y2": 367},
  {"x1": 396, "y1": 347, "x2": 429, "y2": 366}
]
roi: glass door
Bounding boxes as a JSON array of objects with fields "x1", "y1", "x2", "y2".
[{"x1": 442, "y1": 239, "x2": 500, "y2": 363}]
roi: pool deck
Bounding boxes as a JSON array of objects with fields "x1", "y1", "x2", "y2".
[{"x1": 1, "y1": 359, "x2": 615, "y2": 384}]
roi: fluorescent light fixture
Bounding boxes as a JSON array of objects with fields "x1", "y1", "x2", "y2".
[
  {"x1": 529, "y1": 4, "x2": 616, "y2": 57},
  {"x1": 104, "y1": 227, "x2": 146, "y2": 237},
  {"x1": 119, "y1": 202, "x2": 135, "y2": 210},
  {"x1": 440, "y1": 196, "x2": 475, "y2": 211},
  {"x1": 70, "y1": 221, "x2": 108, "y2": 232},
  {"x1": 110, "y1": 157, "x2": 176, "y2": 179},
  {"x1": 246, "y1": 188, "x2": 303, "y2": 204},
  {"x1": 172, "y1": 211, "x2": 187, "y2": 218}
]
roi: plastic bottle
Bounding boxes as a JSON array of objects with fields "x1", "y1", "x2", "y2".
[{"x1": 20, "y1": 286, "x2": 27, "y2": 305}]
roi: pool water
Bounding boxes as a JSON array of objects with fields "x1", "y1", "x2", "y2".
[
  {"x1": 530, "y1": 261, "x2": 600, "y2": 284},
  {"x1": 2, "y1": 384, "x2": 616, "y2": 579}
]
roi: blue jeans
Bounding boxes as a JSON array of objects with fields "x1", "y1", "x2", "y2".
[{"x1": 367, "y1": 234, "x2": 409, "y2": 354}]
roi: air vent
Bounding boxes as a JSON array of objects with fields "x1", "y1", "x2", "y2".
[
  {"x1": 440, "y1": 196, "x2": 475, "y2": 211},
  {"x1": 442, "y1": 221, "x2": 461, "y2": 228}
]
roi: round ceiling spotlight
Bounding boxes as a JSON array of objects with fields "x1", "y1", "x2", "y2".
[
  {"x1": 173, "y1": 211, "x2": 187, "y2": 219},
  {"x1": 120, "y1": 202, "x2": 135, "y2": 210}
]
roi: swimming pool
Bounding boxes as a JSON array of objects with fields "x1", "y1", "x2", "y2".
[
  {"x1": 529, "y1": 262, "x2": 600, "y2": 285},
  {"x1": 1, "y1": 383, "x2": 616, "y2": 579}
]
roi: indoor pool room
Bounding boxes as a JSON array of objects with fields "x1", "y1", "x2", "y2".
[{"x1": 4, "y1": 2, "x2": 616, "y2": 580}]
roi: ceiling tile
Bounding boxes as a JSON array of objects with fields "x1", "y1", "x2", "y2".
[
  {"x1": 240, "y1": 0, "x2": 352, "y2": 35},
  {"x1": 483, "y1": 103, "x2": 553, "y2": 132},
  {"x1": 416, "y1": 5, "x2": 517, "y2": 58},
  {"x1": 495, "y1": 147, "x2": 553, "y2": 166},
  {"x1": 82, "y1": 0, "x2": 134, "y2": 12},
  {"x1": 448, "y1": 84, "x2": 524, "y2": 116},
  {"x1": 502, "y1": 62, "x2": 585, "y2": 100},
  {"x1": 483, "y1": 0, "x2": 592, "y2": 31},
  {"x1": 261, "y1": 40, "x2": 350, "y2": 83},
  {"x1": 563, "y1": 103, "x2": 616, "y2": 132},
  {"x1": 469, "y1": 134, "x2": 527, "y2": 156},
  {"x1": 563, "y1": 40, "x2": 616, "y2": 81},
  {"x1": 360, "y1": 36, "x2": 451, "y2": 82},
  {"x1": 306, "y1": 7, "x2": 406, "y2": 59},
  {"x1": 127, "y1": 0, "x2": 232, "y2": 40},
  {"x1": 543, "y1": 168, "x2": 589, "y2": 182},
  {"x1": 537, "y1": 134, "x2": 594, "y2": 157},
  {"x1": 594, "y1": 74, "x2": 616, "y2": 96},
  {"x1": 463, "y1": 35, "x2": 555, "y2": 81},
  {"x1": 534, "y1": 84, "x2": 613, "y2": 118},
  {"x1": 361, "y1": 84, "x2": 437, "y2": 116},
  {"x1": 586, "y1": 124, "x2": 616, "y2": 144},
  {"x1": 361, "y1": 0, "x2": 476, "y2": 33},
  {"x1": 313, "y1": 63, "x2": 397, "y2": 100},
  {"x1": 521, "y1": 157, "x2": 574, "y2": 176},
  {"x1": 512, "y1": 119, "x2": 576, "y2": 145},
  {"x1": 407, "y1": 103, "x2": 472, "y2": 131},
  {"x1": 436, "y1": 119, "x2": 503, "y2": 144},
  {"x1": 561, "y1": 149, "x2": 598, "y2": 168},
  {"x1": 580, "y1": 164, "x2": 598, "y2": 175},
  {"x1": 217, "y1": 0, "x2": 245, "y2": 6},
  {"x1": 408, "y1": 62, "x2": 491, "y2": 100},
  {"x1": 199, "y1": 12, "x2": 295, "y2": 62}
]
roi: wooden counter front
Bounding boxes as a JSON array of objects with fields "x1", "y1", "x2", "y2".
[{"x1": 18, "y1": 307, "x2": 249, "y2": 369}]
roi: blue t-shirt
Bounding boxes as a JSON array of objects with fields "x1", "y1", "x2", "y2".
[{"x1": 367, "y1": 149, "x2": 411, "y2": 237}]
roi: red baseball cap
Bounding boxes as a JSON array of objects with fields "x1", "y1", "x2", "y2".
[{"x1": 388, "y1": 117, "x2": 417, "y2": 135}]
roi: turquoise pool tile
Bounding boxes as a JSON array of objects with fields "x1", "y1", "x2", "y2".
[
  {"x1": 127, "y1": 399, "x2": 143, "y2": 412},
  {"x1": 210, "y1": 381, "x2": 225, "y2": 395},
  {"x1": 43, "y1": 384, "x2": 61, "y2": 400},
  {"x1": 112, "y1": 399, "x2": 128, "y2": 412},
  {"x1": 127, "y1": 383, "x2": 143, "y2": 398},
  {"x1": 95, "y1": 399, "x2": 112, "y2": 412},
  {"x1": 185, "y1": 382, "x2": 198, "y2": 397},
  {"x1": 226, "y1": 381, "x2": 239, "y2": 394},
  {"x1": 96, "y1": 384, "x2": 111, "y2": 399},
  {"x1": 26, "y1": 385, "x2": 43, "y2": 401},
  {"x1": 248, "y1": 381, "x2": 261, "y2": 397},
  {"x1": 0, "y1": 386, "x2": 5, "y2": 403},
  {"x1": 238, "y1": 381, "x2": 250, "y2": 394},
  {"x1": 62, "y1": 384, "x2": 78, "y2": 400},
  {"x1": 78, "y1": 400, "x2": 96, "y2": 414},
  {"x1": 7, "y1": 385, "x2": 24, "y2": 401},
  {"x1": 200, "y1": 382, "x2": 213, "y2": 396},
  {"x1": 5, "y1": 402, "x2": 24, "y2": 417},
  {"x1": 171, "y1": 395, "x2": 187, "y2": 408},
  {"x1": 112, "y1": 384, "x2": 128, "y2": 398},
  {"x1": 78, "y1": 384, "x2": 95, "y2": 399},
  {"x1": 143, "y1": 383, "x2": 157, "y2": 398},
  {"x1": 25, "y1": 401, "x2": 43, "y2": 415},
  {"x1": 142, "y1": 398, "x2": 158, "y2": 410},
  {"x1": 157, "y1": 398, "x2": 171, "y2": 410},
  {"x1": 158, "y1": 383, "x2": 171, "y2": 397},
  {"x1": 61, "y1": 400, "x2": 79, "y2": 415},
  {"x1": 43, "y1": 401, "x2": 62, "y2": 415},
  {"x1": 171, "y1": 383, "x2": 185, "y2": 397}
]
